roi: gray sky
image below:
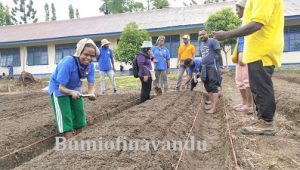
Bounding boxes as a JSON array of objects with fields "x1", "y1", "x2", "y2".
[{"x1": 0, "y1": 0, "x2": 205, "y2": 22}]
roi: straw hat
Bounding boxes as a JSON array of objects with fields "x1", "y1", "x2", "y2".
[{"x1": 101, "y1": 39, "x2": 111, "y2": 46}]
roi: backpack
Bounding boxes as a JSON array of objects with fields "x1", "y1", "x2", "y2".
[{"x1": 132, "y1": 55, "x2": 139, "y2": 78}]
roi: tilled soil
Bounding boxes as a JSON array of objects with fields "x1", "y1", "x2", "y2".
[
  {"x1": 222, "y1": 74, "x2": 300, "y2": 170},
  {"x1": 0, "y1": 91, "x2": 139, "y2": 169},
  {"x1": 15, "y1": 91, "x2": 229, "y2": 169}
]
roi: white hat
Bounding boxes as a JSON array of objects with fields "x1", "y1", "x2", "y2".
[
  {"x1": 236, "y1": 0, "x2": 247, "y2": 8},
  {"x1": 141, "y1": 41, "x2": 153, "y2": 48},
  {"x1": 101, "y1": 39, "x2": 110, "y2": 46}
]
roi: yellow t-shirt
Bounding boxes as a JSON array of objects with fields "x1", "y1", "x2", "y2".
[
  {"x1": 242, "y1": 0, "x2": 284, "y2": 67},
  {"x1": 178, "y1": 44, "x2": 196, "y2": 61}
]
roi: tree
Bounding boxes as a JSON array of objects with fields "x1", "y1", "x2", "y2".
[
  {"x1": 51, "y1": 3, "x2": 56, "y2": 21},
  {"x1": 115, "y1": 22, "x2": 151, "y2": 64},
  {"x1": 0, "y1": 2, "x2": 14, "y2": 26},
  {"x1": 44, "y1": 3, "x2": 49, "y2": 21},
  {"x1": 204, "y1": 8, "x2": 240, "y2": 67},
  {"x1": 99, "y1": 0, "x2": 144, "y2": 14},
  {"x1": 11, "y1": 0, "x2": 38, "y2": 24},
  {"x1": 152, "y1": 0, "x2": 169, "y2": 9},
  {"x1": 68, "y1": 4, "x2": 74, "y2": 19},
  {"x1": 76, "y1": 9, "x2": 80, "y2": 19}
]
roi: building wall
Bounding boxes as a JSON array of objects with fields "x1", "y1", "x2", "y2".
[{"x1": 1, "y1": 25, "x2": 300, "y2": 76}]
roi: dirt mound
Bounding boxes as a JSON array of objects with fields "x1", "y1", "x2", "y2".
[
  {"x1": 18, "y1": 71, "x2": 36, "y2": 86},
  {"x1": 222, "y1": 75, "x2": 300, "y2": 169},
  {"x1": 15, "y1": 91, "x2": 230, "y2": 169},
  {"x1": 0, "y1": 93, "x2": 139, "y2": 169}
]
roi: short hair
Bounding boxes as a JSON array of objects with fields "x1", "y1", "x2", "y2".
[
  {"x1": 199, "y1": 29, "x2": 208, "y2": 33},
  {"x1": 156, "y1": 35, "x2": 166, "y2": 44},
  {"x1": 184, "y1": 58, "x2": 193, "y2": 66}
]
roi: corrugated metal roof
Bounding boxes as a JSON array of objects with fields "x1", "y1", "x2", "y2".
[{"x1": 0, "y1": 0, "x2": 299, "y2": 45}]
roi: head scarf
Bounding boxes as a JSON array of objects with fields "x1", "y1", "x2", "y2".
[{"x1": 73, "y1": 38, "x2": 100, "y2": 58}]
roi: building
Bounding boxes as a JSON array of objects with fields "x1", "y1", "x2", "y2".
[{"x1": 0, "y1": 0, "x2": 299, "y2": 75}]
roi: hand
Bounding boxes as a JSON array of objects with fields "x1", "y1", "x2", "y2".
[
  {"x1": 88, "y1": 94, "x2": 96, "y2": 101},
  {"x1": 176, "y1": 63, "x2": 180, "y2": 69},
  {"x1": 70, "y1": 91, "x2": 81, "y2": 99},
  {"x1": 220, "y1": 67, "x2": 225, "y2": 75},
  {"x1": 213, "y1": 31, "x2": 227, "y2": 41},
  {"x1": 167, "y1": 69, "x2": 170, "y2": 74},
  {"x1": 238, "y1": 56, "x2": 245, "y2": 66},
  {"x1": 143, "y1": 76, "x2": 149, "y2": 82}
]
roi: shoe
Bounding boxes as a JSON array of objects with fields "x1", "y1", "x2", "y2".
[
  {"x1": 206, "y1": 108, "x2": 217, "y2": 114},
  {"x1": 205, "y1": 101, "x2": 211, "y2": 105},
  {"x1": 204, "y1": 104, "x2": 212, "y2": 110},
  {"x1": 154, "y1": 87, "x2": 162, "y2": 96},
  {"x1": 113, "y1": 89, "x2": 117, "y2": 93},
  {"x1": 234, "y1": 105, "x2": 253, "y2": 113},
  {"x1": 240, "y1": 119, "x2": 276, "y2": 135}
]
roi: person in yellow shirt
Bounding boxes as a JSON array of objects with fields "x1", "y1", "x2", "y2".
[
  {"x1": 213, "y1": 0, "x2": 284, "y2": 135},
  {"x1": 176, "y1": 35, "x2": 196, "y2": 90}
]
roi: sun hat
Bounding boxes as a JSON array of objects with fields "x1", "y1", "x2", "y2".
[
  {"x1": 141, "y1": 41, "x2": 153, "y2": 48},
  {"x1": 101, "y1": 39, "x2": 111, "y2": 46},
  {"x1": 236, "y1": 0, "x2": 247, "y2": 8}
]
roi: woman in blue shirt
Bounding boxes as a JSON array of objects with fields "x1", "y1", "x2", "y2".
[
  {"x1": 152, "y1": 36, "x2": 170, "y2": 94},
  {"x1": 48, "y1": 38, "x2": 99, "y2": 139}
]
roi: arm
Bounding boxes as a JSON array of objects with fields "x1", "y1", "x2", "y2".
[
  {"x1": 59, "y1": 84, "x2": 81, "y2": 99},
  {"x1": 216, "y1": 49, "x2": 224, "y2": 75},
  {"x1": 213, "y1": 22, "x2": 263, "y2": 41},
  {"x1": 216, "y1": 49, "x2": 223, "y2": 67},
  {"x1": 111, "y1": 56, "x2": 115, "y2": 71},
  {"x1": 182, "y1": 74, "x2": 193, "y2": 87}
]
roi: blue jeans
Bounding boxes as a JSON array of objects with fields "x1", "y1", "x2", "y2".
[{"x1": 99, "y1": 70, "x2": 116, "y2": 93}]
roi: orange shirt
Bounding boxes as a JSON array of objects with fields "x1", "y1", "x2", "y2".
[{"x1": 178, "y1": 44, "x2": 195, "y2": 61}]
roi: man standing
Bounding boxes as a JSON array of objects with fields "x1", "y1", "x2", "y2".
[
  {"x1": 213, "y1": 0, "x2": 284, "y2": 135},
  {"x1": 199, "y1": 29, "x2": 224, "y2": 114},
  {"x1": 98, "y1": 39, "x2": 117, "y2": 94},
  {"x1": 176, "y1": 35, "x2": 195, "y2": 90},
  {"x1": 7, "y1": 65, "x2": 14, "y2": 80},
  {"x1": 152, "y1": 36, "x2": 170, "y2": 94}
]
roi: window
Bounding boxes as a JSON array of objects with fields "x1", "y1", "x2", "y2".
[
  {"x1": 152, "y1": 36, "x2": 158, "y2": 46},
  {"x1": 27, "y1": 46, "x2": 48, "y2": 66},
  {"x1": 190, "y1": 33, "x2": 201, "y2": 57},
  {"x1": 151, "y1": 35, "x2": 180, "y2": 58},
  {"x1": 55, "y1": 44, "x2": 76, "y2": 63},
  {"x1": 284, "y1": 26, "x2": 300, "y2": 52},
  {"x1": 0, "y1": 48, "x2": 21, "y2": 67}
]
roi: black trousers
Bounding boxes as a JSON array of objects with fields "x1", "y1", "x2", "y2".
[
  {"x1": 248, "y1": 60, "x2": 275, "y2": 122},
  {"x1": 140, "y1": 77, "x2": 152, "y2": 103}
]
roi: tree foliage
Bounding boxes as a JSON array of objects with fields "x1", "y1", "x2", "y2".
[
  {"x1": 51, "y1": 3, "x2": 56, "y2": 21},
  {"x1": 115, "y1": 22, "x2": 151, "y2": 64},
  {"x1": 99, "y1": 0, "x2": 144, "y2": 14},
  {"x1": 69, "y1": 4, "x2": 74, "y2": 19},
  {"x1": 76, "y1": 9, "x2": 80, "y2": 19},
  {"x1": 152, "y1": 0, "x2": 169, "y2": 9},
  {"x1": 44, "y1": 3, "x2": 49, "y2": 21},
  {"x1": 0, "y1": 2, "x2": 14, "y2": 26},
  {"x1": 11, "y1": 0, "x2": 38, "y2": 24},
  {"x1": 204, "y1": 8, "x2": 240, "y2": 67}
]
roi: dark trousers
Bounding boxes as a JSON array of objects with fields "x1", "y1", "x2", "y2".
[
  {"x1": 248, "y1": 60, "x2": 275, "y2": 122},
  {"x1": 140, "y1": 77, "x2": 152, "y2": 103}
]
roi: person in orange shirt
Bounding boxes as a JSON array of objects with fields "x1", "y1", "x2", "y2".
[{"x1": 176, "y1": 35, "x2": 196, "y2": 90}]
